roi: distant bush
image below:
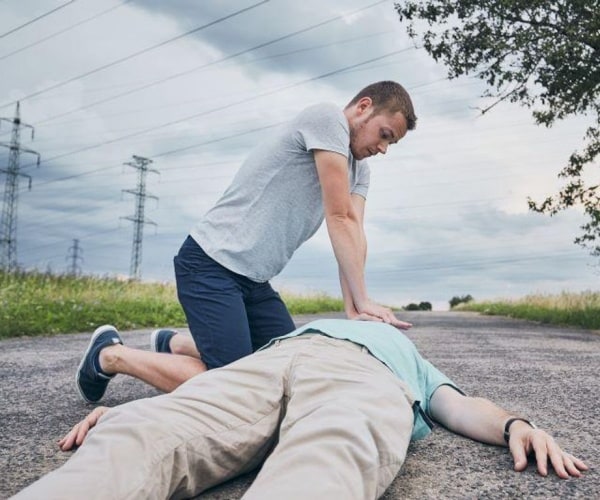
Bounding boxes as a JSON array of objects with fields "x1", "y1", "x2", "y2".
[
  {"x1": 404, "y1": 301, "x2": 432, "y2": 311},
  {"x1": 449, "y1": 294, "x2": 473, "y2": 309}
]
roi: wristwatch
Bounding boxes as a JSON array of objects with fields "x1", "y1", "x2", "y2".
[{"x1": 503, "y1": 417, "x2": 537, "y2": 443}]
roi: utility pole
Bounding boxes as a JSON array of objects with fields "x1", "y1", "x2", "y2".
[
  {"x1": 121, "y1": 155, "x2": 158, "y2": 280},
  {"x1": 0, "y1": 102, "x2": 41, "y2": 271},
  {"x1": 66, "y1": 238, "x2": 83, "y2": 276}
]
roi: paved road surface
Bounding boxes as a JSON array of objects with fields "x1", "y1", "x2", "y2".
[{"x1": 1, "y1": 311, "x2": 598, "y2": 498}]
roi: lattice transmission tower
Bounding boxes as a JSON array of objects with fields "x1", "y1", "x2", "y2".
[
  {"x1": 0, "y1": 102, "x2": 40, "y2": 271},
  {"x1": 66, "y1": 238, "x2": 83, "y2": 276},
  {"x1": 121, "y1": 155, "x2": 158, "y2": 280}
]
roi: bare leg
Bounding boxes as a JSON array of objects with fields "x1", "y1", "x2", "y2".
[
  {"x1": 170, "y1": 333, "x2": 201, "y2": 358},
  {"x1": 99, "y1": 344, "x2": 207, "y2": 393}
]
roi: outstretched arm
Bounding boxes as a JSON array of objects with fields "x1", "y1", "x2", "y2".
[
  {"x1": 429, "y1": 385, "x2": 588, "y2": 478},
  {"x1": 57, "y1": 406, "x2": 110, "y2": 451},
  {"x1": 337, "y1": 194, "x2": 374, "y2": 322},
  {"x1": 315, "y1": 150, "x2": 410, "y2": 329}
]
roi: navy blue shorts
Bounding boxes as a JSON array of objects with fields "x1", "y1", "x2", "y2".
[{"x1": 174, "y1": 236, "x2": 296, "y2": 370}]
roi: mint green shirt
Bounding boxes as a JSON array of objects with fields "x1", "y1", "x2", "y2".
[{"x1": 261, "y1": 319, "x2": 462, "y2": 441}]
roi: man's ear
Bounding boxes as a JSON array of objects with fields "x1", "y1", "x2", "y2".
[{"x1": 355, "y1": 96, "x2": 373, "y2": 115}]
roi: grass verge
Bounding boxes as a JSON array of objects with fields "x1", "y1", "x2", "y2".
[
  {"x1": 1, "y1": 270, "x2": 344, "y2": 339},
  {"x1": 456, "y1": 291, "x2": 600, "y2": 330}
]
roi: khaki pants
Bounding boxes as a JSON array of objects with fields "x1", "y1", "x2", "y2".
[{"x1": 14, "y1": 334, "x2": 415, "y2": 500}]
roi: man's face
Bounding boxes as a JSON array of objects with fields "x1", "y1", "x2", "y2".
[{"x1": 349, "y1": 104, "x2": 408, "y2": 161}]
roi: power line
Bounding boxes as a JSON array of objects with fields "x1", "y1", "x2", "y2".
[
  {"x1": 19, "y1": 28, "x2": 393, "y2": 119},
  {"x1": 22, "y1": 47, "x2": 410, "y2": 170},
  {"x1": 0, "y1": 0, "x2": 77, "y2": 40},
  {"x1": 15, "y1": 105, "x2": 582, "y2": 193},
  {"x1": 18, "y1": 226, "x2": 126, "y2": 258},
  {"x1": 371, "y1": 251, "x2": 588, "y2": 275},
  {"x1": 22, "y1": 119, "x2": 279, "y2": 188},
  {"x1": 0, "y1": 0, "x2": 270, "y2": 109},
  {"x1": 29, "y1": 0, "x2": 390, "y2": 126},
  {"x1": 118, "y1": 47, "x2": 424, "y2": 161},
  {"x1": 0, "y1": 0, "x2": 133, "y2": 63},
  {"x1": 18, "y1": 99, "x2": 568, "y2": 196}
]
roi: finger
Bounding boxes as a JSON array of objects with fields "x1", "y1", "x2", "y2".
[
  {"x1": 57, "y1": 433, "x2": 67, "y2": 446},
  {"x1": 571, "y1": 455, "x2": 589, "y2": 471},
  {"x1": 381, "y1": 314, "x2": 394, "y2": 324},
  {"x1": 509, "y1": 438, "x2": 529, "y2": 472},
  {"x1": 57, "y1": 436, "x2": 66, "y2": 449},
  {"x1": 358, "y1": 313, "x2": 383, "y2": 322},
  {"x1": 75, "y1": 420, "x2": 91, "y2": 446},
  {"x1": 566, "y1": 454, "x2": 588, "y2": 474},
  {"x1": 563, "y1": 455, "x2": 582, "y2": 478},
  {"x1": 531, "y1": 438, "x2": 549, "y2": 476},
  {"x1": 367, "y1": 305, "x2": 393, "y2": 323},
  {"x1": 547, "y1": 442, "x2": 569, "y2": 479},
  {"x1": 378, "y1": 307, "x2": 392, "y2": 319},
  {"x1": 57, "y1": 434, "x2": 68, "y2": 447},
  {"x1": 61, "y1": 423, "x2": 80, "y2": 445},
  {"x1": 392, "y1": 319, "x2": 413, "y2": 330},
  {"x1": 59, "y1": 424, "x2": 80, "y2": 451},
  {"x1": 383, "y1": 309, "x2": 396, "y2": 324}
]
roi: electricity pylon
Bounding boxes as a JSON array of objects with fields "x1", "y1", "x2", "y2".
[
  {"x1": 66, "y1": 238, "x2": 83, "y2": 275},
  {"x1": 121, "y1": 155, "x2": 158, "y2": 280},
  {"x1": 0, "y1": 102, "x2": 41, "y2": 271}
]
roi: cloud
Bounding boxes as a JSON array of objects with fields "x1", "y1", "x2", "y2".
[{"x1": 0, "y1": 0, "x2": 596, "y2": 311}]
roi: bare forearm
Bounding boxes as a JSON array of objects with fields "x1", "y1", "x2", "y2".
[
  {"x1": 338, "y1": 228, "x2": 367, "y2": 315},
  {"x1": 339, "y1": 269, "x2": 356, "y2": 316},
  {"x1": 327, "y1": 214, "x2": 368, "y2": 309},
  {"x1": 437, "y1": 395, "x2": 512, "y2": 446}
]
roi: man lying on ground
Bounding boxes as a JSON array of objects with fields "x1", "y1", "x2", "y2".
[{"x1": 13, "y1": 319, "x2": 587, "y2": 500}]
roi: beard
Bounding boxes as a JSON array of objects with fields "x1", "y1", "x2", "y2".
[{"x1": 348, "y1": 112, "x2": 375, "y2": 160}]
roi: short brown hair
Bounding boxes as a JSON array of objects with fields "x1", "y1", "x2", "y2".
[{"x1": 346, "y1": 81, "x2": 417, "y2": 130}]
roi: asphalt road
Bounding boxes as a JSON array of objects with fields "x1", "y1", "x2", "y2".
[{"x1": 1, "y1": 311, "x2": 598, "y2": 499}]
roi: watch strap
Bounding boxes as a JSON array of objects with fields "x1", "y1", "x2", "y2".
[{"x1": 503, "y1": 417, "x2": 536, "y2": 443}]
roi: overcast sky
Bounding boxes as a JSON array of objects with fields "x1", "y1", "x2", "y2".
[{"x1": 1, "y1": 0, "x2": 598, "y2": 310}]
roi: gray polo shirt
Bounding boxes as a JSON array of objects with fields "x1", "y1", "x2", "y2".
[{"x1": 191, "y1": 103, "x2": 370, "y2": 282}]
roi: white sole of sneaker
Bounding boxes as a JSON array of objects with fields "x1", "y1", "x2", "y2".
[
  {"x1": 149, "y1": 329, "x2": 161, "y2": 353},
  {"x1": 75, "y1": 324, "x2": 119, "y2": 404},
  {"x1": 150, "y1": 329, "x2": 178, "y2": 353}
]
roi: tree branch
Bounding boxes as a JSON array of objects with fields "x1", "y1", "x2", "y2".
[{"x1": 477, "y1": 61, "x2": 540, "y2": 115}]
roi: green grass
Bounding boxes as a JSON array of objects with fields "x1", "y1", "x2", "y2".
[
  {"x1": 280, "y1": 291, "x2": 345, "y2": 315},
  {"x1": 0, "y1": 270, "x2": 344, "y2": 339},
  {"x1": 456, "y1": 291, "x2": 600, "y2": 330}
]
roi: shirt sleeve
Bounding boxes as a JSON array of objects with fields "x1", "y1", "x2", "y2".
[
  {"x1": 351, "y1": 160, "x2": 370, "y2": 199},
  {"x1": 294, "y1": 103, "x2": 349, "y2": 157},
  {"x1": 420, "y1": 358, "x2": 464, "y2": 417}
]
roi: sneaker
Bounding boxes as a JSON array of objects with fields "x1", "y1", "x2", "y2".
[
  {"x1": 150, "y1": 328, "x2": 178, "y2": 354},
  {"x1": 76, "y1": 325, "x2": 122, "y2": 403}
]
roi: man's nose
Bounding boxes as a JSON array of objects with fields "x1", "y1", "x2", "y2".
[{"x1": 377, "y1": 143, "x2": 388, "y2": 154}]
